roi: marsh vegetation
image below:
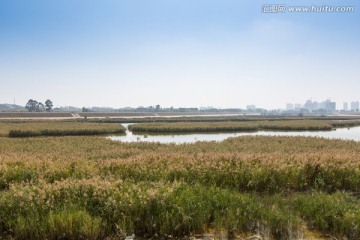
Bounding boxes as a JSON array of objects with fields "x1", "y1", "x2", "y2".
[
  {"x1": 1, "y1": 130, "x2": 360, "y2": 239},
  {"x1": 0, "y1": 121, "x2": 125, "y2": 137},
  {"x1": 128, "y1": 120, "x2": 360, "y2": 133}
]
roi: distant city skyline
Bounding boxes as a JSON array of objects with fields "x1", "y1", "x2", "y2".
[
  {"x1": 1, "y1": 0, "x2": 359, "y2": 109},
  {"x1": 2, "y1": 97, "x2": 360, "y2": 113},
  {"x1": 286, "y1": 99, "x2": 360, "y2": 112}
]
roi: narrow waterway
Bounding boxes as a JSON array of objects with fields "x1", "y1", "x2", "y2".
[{"x1": 108, "y1": 124, "x2": 360, "y2": 144}]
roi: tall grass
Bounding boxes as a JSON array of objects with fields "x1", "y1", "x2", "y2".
[
  {"x1": 1, "y1": 136, "x2": 360, "y2": 239},
  {"x1": 0, "y1": 121, "x2": 125, "y2": 137},
  {"x1": 128, "y1": 120, "x2": 336, "y2": 133},
  {"x1": 86, "y1": 115, "x2": 360, "y2": 124},
  {"x1": 128, "y1": 120, "x2": 360, "y2": 133},
  {"x1": 11, "y1": 207, "x2": 101, "y2": 240}
]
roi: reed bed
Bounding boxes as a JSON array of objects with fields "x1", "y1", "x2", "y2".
[
  {"x1": 1, "y1": 135, "x2": 360, "y2": 239},
  {"x1": 0, "y1": 112, "x2": 73, "y2": 118},
  {"x1": 128, "y1": 120, "x2": 359, "y2": 133},
  {"x1": 87, "y1": 116, "x2": 360, "y2": 124},
  {"x1": 0, "y1": 121, "x2": 125, "y2": 137}
]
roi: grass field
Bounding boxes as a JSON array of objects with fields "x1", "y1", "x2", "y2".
[
  {"x1": 87, "y1": 115, "x2": 360, "y2": 123},
  {"x1": 0, "y1": 121, "x2": 125, "y2": 137},
  {"x1": 128, "y1": 120, "x2": 360, "y2": 133},
  {"x1": 0, "y1": 112, "x2": 73, "y2": 118},
  {"x1": 1, "y1": 135, "x2": 360, "y2": 239}
]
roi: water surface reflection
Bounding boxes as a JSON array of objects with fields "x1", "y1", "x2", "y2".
[{"x1": 108, "y1": 124, "x2": 360, "y2": 144}]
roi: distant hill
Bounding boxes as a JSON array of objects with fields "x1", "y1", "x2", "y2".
[{"x1": 0, "y1": 104, "x2": 25, "y2": 111}]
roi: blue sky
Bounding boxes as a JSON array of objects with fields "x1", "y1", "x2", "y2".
[{"x1": 1, "y1": 0, "x2": 359, "y2": 109}]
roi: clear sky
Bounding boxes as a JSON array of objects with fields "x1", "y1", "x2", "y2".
[{"x1": 1, "y1": 0, "x2": 359, "y2": 109}]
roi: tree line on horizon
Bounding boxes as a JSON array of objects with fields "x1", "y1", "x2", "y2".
[{"x1": 25, "y1": 99, "x2": 53, "y2": 112}]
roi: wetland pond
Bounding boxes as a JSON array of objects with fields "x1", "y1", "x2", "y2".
[{"x1": 107, "y1": 123, "x2": 360, "y2": 144}]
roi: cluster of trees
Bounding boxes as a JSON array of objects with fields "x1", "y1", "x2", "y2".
[
  {"x1": 82, "y1": 107, "x2": 90, "y2": 112},
  {"x1": 25, "y1": 99, "x2": 53, "y2": 112}
]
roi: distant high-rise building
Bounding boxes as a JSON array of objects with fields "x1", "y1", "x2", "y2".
[
  {"x1": 343, "y1": 102, "x2": 348, "y2": 111},
  {"x1": 286, "y1": 103, "x2": 294, "y2": 110},
  {"x1": 312, "y1": 101, "x2": 319, "y2": 111},
  {"x1": 325, "y1": 100, "x2": 336, "y2": 113},
  {"x1": 304, "y1": 100, "x2": 313, "y2": 112},
  {"x1": 303, "y1": 99, "x2": 336, "y2": 113},
  {"x1": 318, "y1": 101, "x2": 326, "y2": 110},
  {"x1": 351, "y1": 101, "x2": 359, "y2": 111},
  {"x1": 294, "y1": 104, "x2": 302, "y2": 110}
]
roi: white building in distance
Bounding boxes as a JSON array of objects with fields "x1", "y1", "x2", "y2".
[{"x1": 351, "y1": 101, "x2": 359, "y2": 111}]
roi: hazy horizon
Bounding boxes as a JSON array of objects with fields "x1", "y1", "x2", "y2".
[{"x1": 1, "y1": 0, "x2": 359, "y2": 109}]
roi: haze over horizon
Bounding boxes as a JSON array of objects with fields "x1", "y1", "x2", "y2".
[{"x1": 1, "y1": 0, "x2": 359, "y2": 109}]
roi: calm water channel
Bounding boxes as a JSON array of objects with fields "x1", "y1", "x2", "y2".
[{"x1": 107, "y1": 123, "x2": 360, "y2": 144}]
